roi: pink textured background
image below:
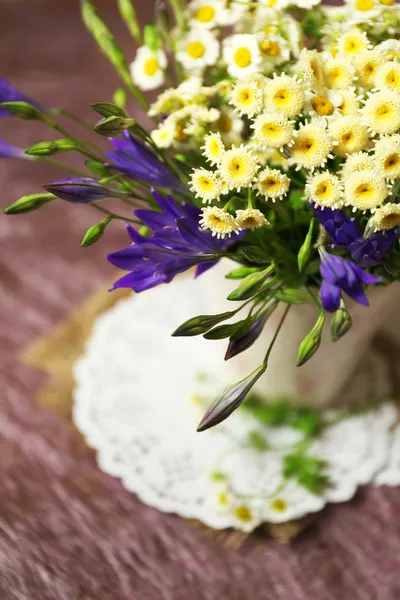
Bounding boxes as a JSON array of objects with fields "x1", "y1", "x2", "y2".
[{"x1": 1, "y1": 2, "x2": 400, "y2": 598}]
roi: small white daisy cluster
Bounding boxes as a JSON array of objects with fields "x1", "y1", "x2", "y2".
[{"x1": 128, "y1": 0, "x2": 400, "y2": 238}]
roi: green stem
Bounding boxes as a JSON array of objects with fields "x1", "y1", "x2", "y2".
[
  {"x1": 91, "y1": 203, "x2": 141, "y2": 225},
  {"x1": 263, "y1": 303, "x2": 291, "y2": 366},
  {"x1": 41, "y1": 157, "x2": 88, "y2": 177},
  {"x1": 53, "y1": 108, "x2": 95, "y2": 133},
  {"x1": 168, "y1": 0, "x2": 185, "y2": 29}
]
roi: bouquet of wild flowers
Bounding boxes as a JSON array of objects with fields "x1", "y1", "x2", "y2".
[{"x1": 3, "y1": 0, "x2": 400, "y2": 431}]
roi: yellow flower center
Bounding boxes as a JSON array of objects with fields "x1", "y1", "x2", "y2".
[
  {"x1": 273, "y1": 88, "x2": 290, "y2": 106},
  {"x1": 385, "y1": 69, "x2": 400, "y2": 88},
  {"x1": 259, "y1": 41, "x2": 280, "y2": 57},
  {"x1": 376, "y1": 103, "x2": 393, "y2": 120},
  {"x1": 295, "y1": 136, "x2": 316, "y2": 154},
  {"x1": 240, "y1": 217, "x2": 258, "y2": 228},
  {"x1": 363, "y1": 62, "x2": 378, "y2": 79},
  {"x1": 198, "y1": 175, "x2": 214, "y2": 190},
  {"x1": 228, "y1": 158, "x2": 245, "y2": 176},
  {"x1": 260, "y1": 175, "x2": 281, "y2": 192},
  {"x1": 218, "y1": 492, "x2": 229, "y2": 506},
  {"x1": 233, "y1": 505, "x2": 253, "y2": 521},
  {"x1": 262, "y1": 122, "x2": 282, "y2": 137},
  {"x1": 355, "y1": 0, "x2": 374, "y2": 11},
  {"x1": 328, "y1": 66, "x2": 344, "y2": 84},
  {"x1": 234, "y1": 47, "x2": 252, "y2": 68},
  {"x1": 209, "y1": 215, "x2": 227, "y2": 230},
  {"x1": 330, "y1": 44, "x2": 338, "y2": 57},
  {"x1": 174, "y1": 125, "x2": 189, "y2": 143},
  {"x1": 379, "y1": 0, "x2": 394, "y2": 5},
  {"x1": 344, "y1": 38, "x2": 362, "y2": 54},
  {"x1": 195, "y1": 5, "x2": 216, "y2": 22},
  {"x1": 384, "y1": 153, "x2": 400, "y2": 171},
  {"x1": 267, "y1": 0, "x2": 277, "y2": 6},
  {"x1": 271, "y1": 498, "x2": 288, "y2": 512},
  {"x1": 315, "y1": 181, "x2": 332, "y2": 199},
  {"x1": 187, "y1": 41, "x2": 205, "y2": 59},
  {"x1": 218, "y1": 114, "x2": 233, "y2": 133},
  {"x1": 381, "y1": 213, "x2": 400, "y2": 228},
  {"x1": 355, "y1": 182, "x2": 374, "y2": 200},
  {"x1": 144, "y1": 57, "x2": 159, "y2": 76},
  {"x1": 263, "y1": 25, "x2": 276, "y2": 34},
  {"x1": 311, "y1": 96, "x2": 334, "y2": 116}
]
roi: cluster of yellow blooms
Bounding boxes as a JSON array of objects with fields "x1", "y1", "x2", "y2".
[{"x1": 130, "y1": 0, "x2": 400, "y2": 239}]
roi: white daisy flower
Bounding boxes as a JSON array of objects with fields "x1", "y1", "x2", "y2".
[
  {"x1": 341, "y1": 151, "x2": 376, "y2": 180},
  {"x1": 254, "y1": 167, "x2": 291, "y2": 201},
  {"x1": 362, "y1": 90, "x2": 400, "y2": 136},
  {"x1": 371, "y1": 203, "x2": 400, "y2": 231},
  {"x1": 186, "y1": 0, "x2": 225, "y2": 29},
  {"x1": 190, "y1": 168, "x2": 222, "y2": 202},
  {"x1": 289, "y1": 120, "x2": 334, "y2": 171},
  {"x1": 130, "y1": 46, "x2": 167, "y2": 91},
  {"x1": 202, "y1": 132, "x2": 225, "y2": 166},
  {"x1": 251, "y1": 111, "x2": 294, "y2": 150},
  {"x1": 218, "y1": 145, "x2": 260, "y2": 191},
  {"x1": 223, "y1": 34, "x2": 262, "y2": 79},
  {"x1": 200, "y1": 206, "x2": 241, "y2": 238},
  {"x1": 374, "y1": 134, "x2": 400, "y2": 181},
  {"x1": 150, "y1": 121, "x2": 176, "y2": 148},
  {"x1": 344, "y1": 169, "x2": 389, "y2": 211},
  {"x1": 305, "y1": 171, "x2": 344, "y2": 208},
  {"x1": 263, "y1": 75, "x2": 305, "y2": 118},
  {"x1": 376, "y1": 39, "x2": 400, "y2": 62},
  {"x1": 177, "y1": 29, "x2": 220, "y2": 73},
  {"x1": 329, "y1": 115, "x2": 371, "y2": 157},
  {"x1": 229, "y1": 79, "x2": 264, "y2": 117},
  {"x1": 214, "y1": 106, "x2": 245, "y2": 146},
  {"x1": 235, "y1": 208, "x2": 270, "y2": 230}
]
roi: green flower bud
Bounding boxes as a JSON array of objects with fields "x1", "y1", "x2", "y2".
[
  {"x1": 331, "y1": 301, "x2": 352, "y2": 342},
  {"x1": 172, "y1": 311, "x2": 236, "y2": 337},
  {"x1": 298, "y1": 218, "x2": 315, "y2": 273},
  {"x1": 144, "y1": 24, "x2": 162, "y2": 52},
  {"x1": 4, "y1": 192, "x2": 56, "y2": 215},
  {"x1": 94, "y1": 115, "x2": 135, "y2": 136},
  {"x1": 225, "y1": 266, "x2": 261, "y2": 280},
  {"x1": 85, "y1": 160, "x2": 110, "y2": 177},
  {"x1": 81, "y1": 216, "x2": 112, "y2": 247},
  {"x1": 227, "y1": 264, "x2": 275, "y2": 301},
  {"x1": 296, "y1": 313, "x2": 325, "y2": 367},
  {"x1": 274, "y1": 288, "x2": 312, "y2": 304},
  {"x1": 25, "y1": 139, "x2": 79, "y2": 156},
  {"x1": 0, "y1": 101, "x2": 45, "y2": 121},
  {"x1": 91, "y1": 102, "x2": 128, "y2": 119},
  {"x1": 117, "y1": 0, "x2": 141, "y2": 41}
]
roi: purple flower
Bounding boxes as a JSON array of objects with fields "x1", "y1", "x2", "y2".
[
  {"x1": 311, "y1": 203, "x2": 360, "y2": 248},
  {"x1": 0, "y1": 140, "x2": 30, "y2": 159},
  {"x1": 349, "y1": 230, "x2": 398, "y2": 267},
  {"x1": 43, "y1": 177, "x2": 124, "y2": 203},
  {"x1": 312, "y1": 202, "x2": 398, "y2": 267},
  {"x1": 319, "y1": 248, "x2": 380, "y2": 312},
  {"x1": 107, "y1": 190, "x2": 235, "y2": 292},
  {"x1": 0, "y1": 77, "x2": 44, "y2": 117},
  {"x1": 105, "y1": 131, "x2": 185, "y2": 192}
]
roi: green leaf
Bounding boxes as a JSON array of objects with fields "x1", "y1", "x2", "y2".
[
  {"x1": 94, "y1": 115, "x2": 135, "y2": 136},
  {"x1": 25, "y1": 139, "x2": 80, "y2": 156},
  {"x1": 296, "y1": 312, "x2": 325, "y2": 367},
  {"x1": 0, "y1": 101, "x2": 45, "y2": 121},
  {"x1": 292, "y1": 410, "x2": 322, "y2": 438},
  {"x1": 242, "y1": 398, "x2": 291, "y2": 425},
  {"x1": 283, "y1": 453, "x2": 329, "y2": 495},
  {"x1": 331, "y1": 301, "x2": 352, "y2": 342},
  {"x1": 298, "y1": 218, "x2": 315, "y2": 273},
  {"x1": 274, "y1": 288, "x2": 312, "y2": 304},
  {"x1": 4, "y1": 192, "x2": 56, "y2": 215},
  {"x1": 227, "y1": 264, "x2": 275, "y2": 301},
  {"x1": 91, "y1": 102, "x2": 128, "y2": 118},
  {"x1": 81, "y1": 216, "x2": 112, "y2": 247},
  {"x1": 225, "y1": 266, "x2": 261, "y2": 280},
  {"x1": 81, "y1": 0, "x2": 147, "y2": 110},
  {"x1": 288, "y1": 189, "x2": 305, "y2": 211},
  {"x1": 172, "y1": 311, "x2": 236, "y2": 337},
  {"x1": 117, "y1": 0, "x2": 141, "y2": 41}
]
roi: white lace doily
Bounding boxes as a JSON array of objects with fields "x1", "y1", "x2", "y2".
[{"x1": 73, "y1": 271, "x2": 400, "y2": 532}]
